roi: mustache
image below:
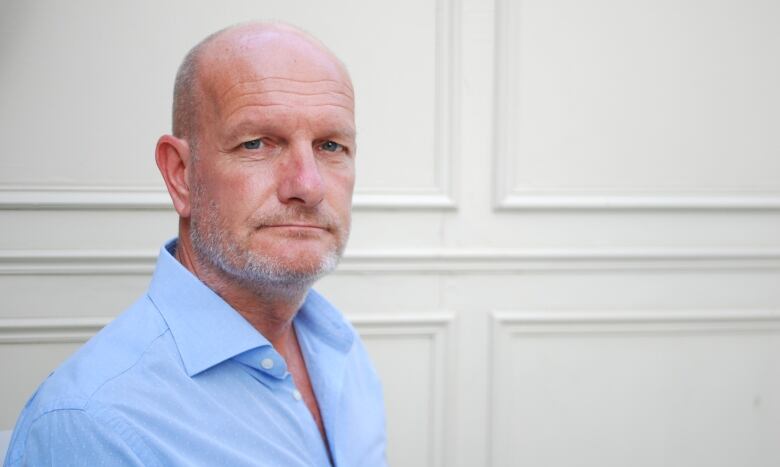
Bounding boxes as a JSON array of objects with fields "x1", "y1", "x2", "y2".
[{"x1": 250, "y1": 208, "x2": 341, "y2": 230}]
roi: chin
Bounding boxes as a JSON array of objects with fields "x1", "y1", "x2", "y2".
[
  {"x1": 282, "y1": 251, "x2": 338, "y2": 275},
  {"x1": 255, "y1": 240, "x2": 340, "y2": 269},
  {"x1": 260, "y1": 237, "x2": 336, "y2": 261}
]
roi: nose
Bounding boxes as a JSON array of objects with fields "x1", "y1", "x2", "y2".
[{"x1": 276, "y1": 143, "x2": 325, "y2": 207}]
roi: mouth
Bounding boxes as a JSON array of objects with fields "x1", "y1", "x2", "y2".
[
  {"x1": 261, "y1": 224, "x2": 328, "y2": 232},
  {"x1": 269, "y1": 223, "x2": 324, "y2": 228}
]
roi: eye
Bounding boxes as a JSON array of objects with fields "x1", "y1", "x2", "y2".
[
  {"x1": 320, "y1": 140, "x2": 343, "y2": 153},
  {"x1": 242, "y1": 139, "x2": 263, "y2": 150}
]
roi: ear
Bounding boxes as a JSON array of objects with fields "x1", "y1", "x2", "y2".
[{"x1": 155, "y1": 134, "x2": 193, "y2": 218}]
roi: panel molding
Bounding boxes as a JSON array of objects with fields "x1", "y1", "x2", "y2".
[
  {"x1": 0, "y1": 317, "x2": 112, "y2": 344},
  {"x1": 496, "y1": 193, "x2": 780, "y2": 211},
  {"x1": 2, "y1": 248, "x2": 780, "y2": 275},
  {"x1": 492, "y1": 309, "x2": 780, "y2": 335},
  {"x1": 0, "y1": 313, "x2": 454, "y2": 342},
  {"x1": 492, "y1": 0, "x2": 780, "y2": 211},
  {"x1": 0, "y1": 186, "x2": 459, "y2": 211},
  {"x1": 0, "y1": 186, "x2": 173, "y2": 210},
  {"x1": 428, "y1": 0, "x2": 460, "y2": 210}
]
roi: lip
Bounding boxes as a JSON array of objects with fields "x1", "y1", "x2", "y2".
[{"x1": 263, "y1": 224, "x2": 326, "y2": 230}]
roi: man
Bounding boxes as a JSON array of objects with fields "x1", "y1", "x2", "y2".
[{"x1": 4, "y1": 22, "x2": 386, "y2": 466}]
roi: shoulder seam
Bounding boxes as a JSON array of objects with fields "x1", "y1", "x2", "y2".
[{"x1": 87, "y1": 325, "x2": 170, "y2": 401}]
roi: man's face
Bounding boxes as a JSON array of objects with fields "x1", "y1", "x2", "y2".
[{"x1": 187, "y1": 32, "x2": 356, "y2": 290}]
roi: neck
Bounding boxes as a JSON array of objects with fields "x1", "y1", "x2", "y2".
[{"x1": 174, "y1": 229, "x2": 311, "y2": 347}]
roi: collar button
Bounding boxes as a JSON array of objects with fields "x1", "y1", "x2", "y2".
[{"x1": 260, "y1": 358, "x2": 274, "y2": 370}]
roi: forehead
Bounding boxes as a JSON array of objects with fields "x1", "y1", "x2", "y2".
[
  {"x1": 200, "y1": 29, "x2": 355, "y2": 121},
  {"x1": 218, "y1": 77, "x2": 354, "y2": 112}
]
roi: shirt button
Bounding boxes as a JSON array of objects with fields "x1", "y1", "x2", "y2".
[
  {"x1": 292, "y1": 389, "x2": 303, "y2": 401},
  {"x1": 260, "y1": 358, "x2": 274, "y2": 370}
]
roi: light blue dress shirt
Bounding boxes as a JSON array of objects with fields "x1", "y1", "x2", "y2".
[{"x1": 4, "y1": 240, "x2": 386, "y2": 466}]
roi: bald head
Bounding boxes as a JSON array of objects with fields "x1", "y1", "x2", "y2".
[{"x1": 171, "y1": 22, "x2": 352, "y2": 150}]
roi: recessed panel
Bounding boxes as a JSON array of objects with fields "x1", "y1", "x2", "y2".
[
  {"x1": 354, "y1": 316, "x2": 450, "y2": 467},
  {"x1": 498, "y1": 0, "x2": 780, "y2": 201},
  {"x1": 491, "y1": 312, "x2": 780, "y2": 467},
  {"x1": 357, "y1": 331, "x2": 438, "y2": 467},
  {"x1": 0, "y1": 0, "x2": 442, "y2": 195}
]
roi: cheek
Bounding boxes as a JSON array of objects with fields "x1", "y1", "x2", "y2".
[
  {"x1": 220, "y1": 168, "x2": 277, "y2": 207},
  {"x1": 195, "y1": 177, "x2": 254, "y2": 228},
  {"x1": 325, "y1": 165, "x2": 356, "y2": 199},
  {"x1": 326, "y1": 177, "x2": 355, "y2": 220}
]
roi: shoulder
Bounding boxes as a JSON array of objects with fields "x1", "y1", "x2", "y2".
[
  {"x1": 5, "y1": 404, "x2": 158, "y2": 466},
  {"x1": 5, "y1": 295, "x2": 173, "y2": 465},
  {"x1": 40, "y1": 294, "x2": 172, "y2": 402}
]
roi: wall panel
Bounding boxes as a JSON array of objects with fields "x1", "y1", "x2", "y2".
[
  {"x1": 491, "y1": 310, "x2": 780, "y2": 467},
  {"x1": 359, "y1": 315, "x2": 452, "y2": 467},
  {"x1": 0, "y1": 0, "x2": 459, "y2": 210},
  {"x1": 494, "y1": 0, "x2": 780, "y2": 209}
]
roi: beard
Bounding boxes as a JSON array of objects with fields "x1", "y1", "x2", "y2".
[{"x1": 188, "y1": 184, "x2": 349, "y2": 295}]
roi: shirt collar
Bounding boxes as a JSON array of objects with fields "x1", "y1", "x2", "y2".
[
  {"x1": 147, "y1": 239, "x2": 271, "y2": 377},
  {"x1": 295, "y1": 289, "x2": 354, "y2": 354},
  {"x1": 147, "y1": 239, "x2": 354, "y2": 376}
]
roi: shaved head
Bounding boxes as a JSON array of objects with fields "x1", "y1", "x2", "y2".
[{"x1": 171, "y1": 22, "x2": 351, "y2": 152}]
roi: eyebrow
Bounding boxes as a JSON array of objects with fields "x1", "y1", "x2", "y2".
[
  {"x1": 224, "y1": 120, "x2": 262, "y2": 142},
  {"x1": 224, "y1": 119, "x2": 356, "y2": 143},
  {"x1": 328, "y1": 127, "x2": 357, "y2": 141}
]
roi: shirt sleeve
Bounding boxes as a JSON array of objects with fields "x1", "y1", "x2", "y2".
[{"x1": 7, "y1": 409, "x2": 149, "y2": 467}]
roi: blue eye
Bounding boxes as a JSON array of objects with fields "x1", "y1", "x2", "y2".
[
  {"x1": 321, "y1": 140, "x2": 343, "y2": 152},
  {"x1": 242, "y1": 139, "x2": 262, "y2": 150}
]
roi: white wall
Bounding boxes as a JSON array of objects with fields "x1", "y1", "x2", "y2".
[{"x1": 2, "y1": 1, "x2": 780, "y2": 466}]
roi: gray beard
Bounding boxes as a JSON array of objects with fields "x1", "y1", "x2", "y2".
[{"x1": 189, "y1": 199, "x2": 345, "y2": 298}]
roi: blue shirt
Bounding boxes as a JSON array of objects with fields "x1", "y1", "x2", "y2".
[{"x1": 4, "y1": 241, "x2": 386, "y2": 466}]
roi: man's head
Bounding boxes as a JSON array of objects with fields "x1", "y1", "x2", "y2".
[{"x1": 156, "y1": 22, "x2": 356, "y2": 295}]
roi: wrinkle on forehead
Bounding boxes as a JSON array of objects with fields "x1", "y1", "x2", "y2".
[
  {"x1": 223, "y1": 101, "x2": 355, "y2": 126},
  {"x1": 217, "y1": 79, "x2": 355, "y2": 127},
  {"x1": 217, "y1": 77, "x2": 354, "y2": 103}
]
